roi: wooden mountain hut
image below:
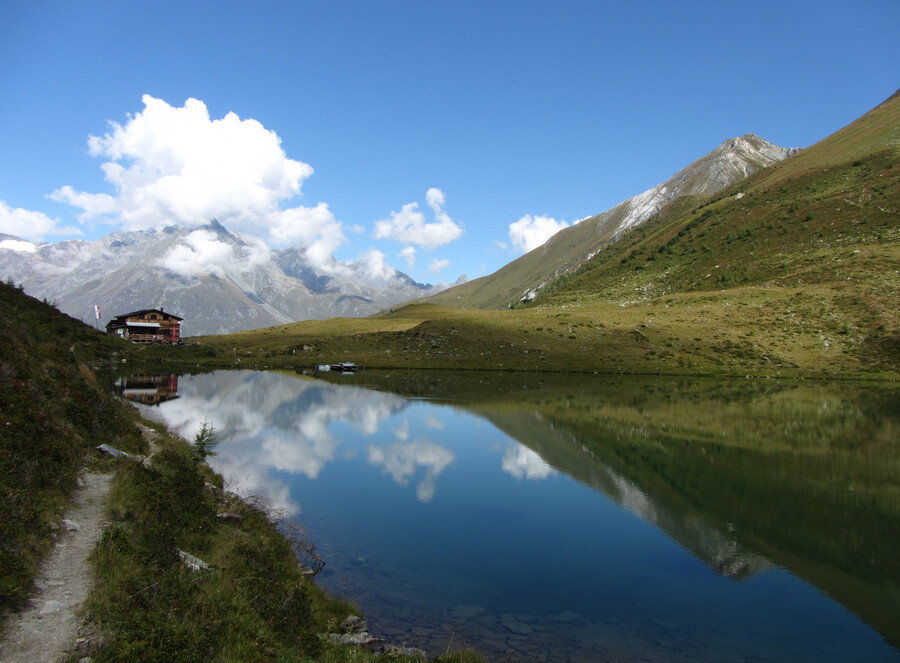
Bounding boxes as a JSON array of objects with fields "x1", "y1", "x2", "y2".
[{"x1": 105, "y1": 308, "x2": 183, "y2": 344}]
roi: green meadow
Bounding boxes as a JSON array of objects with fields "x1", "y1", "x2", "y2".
[{"x1": 165, "y1": 93, "x2": 898, "y2": 381}]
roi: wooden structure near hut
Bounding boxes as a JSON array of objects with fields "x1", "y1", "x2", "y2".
[{"x1": 105, "y1": 308, "x2": 183, "y2": 344}]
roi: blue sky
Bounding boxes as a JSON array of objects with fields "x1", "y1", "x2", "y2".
[{"x1": 1, "y1": 1, "x2": 897, "y2": 284}]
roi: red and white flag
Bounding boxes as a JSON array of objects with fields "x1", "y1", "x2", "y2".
[{"x1": 94, "y1": 305, "x2": 101, "y2": 320}]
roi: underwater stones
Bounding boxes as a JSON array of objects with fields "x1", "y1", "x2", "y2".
[
  {"x1": 500, "y1": 614, "x2": 533, "y2": 635},
  {"x1": 448, "y1": 605, "x2": 487, "y2": 620}
]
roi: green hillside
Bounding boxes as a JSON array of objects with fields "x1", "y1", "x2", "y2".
[
  {"x1": 428, "y1": 134, "x2": 799, "y2": 310},
  {"x1": 192, "y1": 91, "x2": 898, "y2": 379},
  {"x1": 536, "y1": 90, "x2": 899, "y2": 305},
  {"x1": 517, "y1": 90, "x2": 900, "y2": 372},
  {"x1": 0, "y1": 280, "x2": 145, "y2": 617},
  {"x1": 424, "y1": 203, "x2": 625, "y2": 309}
]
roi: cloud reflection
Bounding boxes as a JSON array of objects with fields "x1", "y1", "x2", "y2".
[
  {"x1": 367, "y1": 439, "x2": 455, "y2": 502},
  {"x1": 139, "y1": 370, "x2": 407, "y2": 515},
  {"x1": 394, "y1": 418, "x2": 410, "y2": 441},
  {"x1": 501, "y1": 445, "x2": 556, "y2": 480}
]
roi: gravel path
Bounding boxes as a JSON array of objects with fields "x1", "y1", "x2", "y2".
[{"x1": 0, "y1": 471, "x2": 113, "y2": 663}]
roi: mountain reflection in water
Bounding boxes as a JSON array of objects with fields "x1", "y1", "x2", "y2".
[{"x1": 133, "y1": 369, "x2": 899, "y2": 662}]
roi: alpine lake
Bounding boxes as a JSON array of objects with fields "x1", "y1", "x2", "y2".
[{"x1": 121, "y1": 368, "x2": 899, "y2": 663}]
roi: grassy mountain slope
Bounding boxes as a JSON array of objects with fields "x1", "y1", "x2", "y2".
[
  {"x1": 427, "y1": 134, "x2": 797, "y2": 310},
  {"x1": 191, "y1": 91, "x2": 898, "y2": 379},
  {"x1": 524, "y1": 90, "x2": 899, "y2": 374},
  {"x1": 539, "y1": 90, "x2": 899, "y2": 303},
  {"x1": 0, "y1": 281, "x2": 145, "y2": 619},
  {"x1": 189, "y1": 282, "x2": 894, "y2": 378}
]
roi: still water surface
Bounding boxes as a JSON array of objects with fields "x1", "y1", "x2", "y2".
[{"x1": 130, "y1": 370, "x2": 899, "y2": 662}]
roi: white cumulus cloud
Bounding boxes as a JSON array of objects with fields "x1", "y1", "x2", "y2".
[
  {"x1": 398, "y1": 246, "x2": 416, "y2": 268},
  {"x1": 374, "y1": 187, "x2": 463, "y2": 250},
  {"x1": 429, "y1": 258, "x2": 450, "y2": 274},
  {"x1": 158, "y1": 229, "x2": 271, "y2": 278},
  {"x1": 356, "y1": 248, "x2": 396, "y2": 282},
  {"x1": 48, "y1": 186, "x2": 117, "y2": 222},
  {"x1": 270, "y1": 202, "x2": 345, "y2": 271},
  {"x1": 51, "y1": 95, "x2": 346, "y2": 271},
  {"x1": 508, "y1": 214, "x2": 569, "y2": 253},
  {"x1": 0, "y1": 200, "x2": 81, "y2": 241}
]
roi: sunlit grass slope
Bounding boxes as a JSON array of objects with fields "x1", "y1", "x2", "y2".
[
  {"x1": 427, "y1": 135, "x2": 798, "y2": 310},
  {"x1": 187, "y1": 91, "x2": 898, "y2": 379},
  {"x1": 537, "y1": 91, "x2": 899, "y2": 303},
  {"x1": 189, "y1": 287, "x2": 894, "y2": 378},
  {"x1": 530, "y1": 90, "x2": 899, "y2": 367}
]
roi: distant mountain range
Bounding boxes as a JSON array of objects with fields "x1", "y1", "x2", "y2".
[
  {"x1": 1, "y1": 133, "x2": 797, "y2": 336},
  {"x1": 0, "y1": 221, "x2": 459, "y2": 335},
  {"x1": 427, "y1": 134, "x2": 799, "y2": 309}
]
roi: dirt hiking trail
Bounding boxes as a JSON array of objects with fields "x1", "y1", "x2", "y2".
[
  {"x1": 0, "y1": 471, "x2": 112, "y2": 662},
  {"x1": 0, "y1": 424, "x2": 160, "y2": 662}
]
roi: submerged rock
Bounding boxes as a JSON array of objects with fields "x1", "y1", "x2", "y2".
[
  {"x1": 500, "y1": 614, "x2": 533, "y2": 635},
  {"x1": 448, "y1": 605, "x2": 487, "y2": 620}
]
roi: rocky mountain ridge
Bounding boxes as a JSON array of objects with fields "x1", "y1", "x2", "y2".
[
  {"x1": 427, "y1": 133, "x2": 799, "y2": 309},
  {"x1": 0, "y1": 221, "x2": 449, "y2": 335}
]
